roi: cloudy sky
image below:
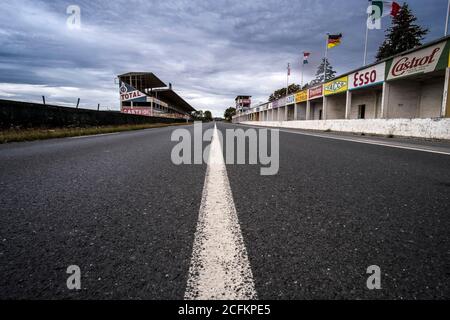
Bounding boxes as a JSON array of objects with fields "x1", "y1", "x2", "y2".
[{"x1": 0, "y1": 0, "x2": 448, "y2": 116}]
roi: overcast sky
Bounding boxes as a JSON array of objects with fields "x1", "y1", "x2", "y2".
[{"x1": 0, "y1": 0, "x2": 448, "y2": 117}]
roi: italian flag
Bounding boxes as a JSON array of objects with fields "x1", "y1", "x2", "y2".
[{"x1": 372, "y1": 1, "x2": 401, "y2": 18}]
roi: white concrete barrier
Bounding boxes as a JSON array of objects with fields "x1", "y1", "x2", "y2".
[{"x1": 241, "y1": 118, "x2": 450, "y2": 140}]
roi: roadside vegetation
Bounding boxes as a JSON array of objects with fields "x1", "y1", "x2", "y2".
[
  {"x1": 224, "y1": 107, "x2": 236, "y2": 122},
  {"x1": 190, "y1": 110, "x2": 213, "y2": 122},
  {"x1": 0, "y1": 122, "x2": 191, "y2": 144}
]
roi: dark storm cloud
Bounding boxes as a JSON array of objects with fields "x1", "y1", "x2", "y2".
[{"x1": 0, "y1": 0, "x2": 447, "y2": 115}]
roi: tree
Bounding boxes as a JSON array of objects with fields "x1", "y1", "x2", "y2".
[
  {"x1": 191, "y1": 110, "x2": 213, "y2": 122},
  {"x1": 224, "y1": 107, "x2": 236, "y2": 122},
  {"x1": 310, "y1": 58, "x2": 336, "y2": 85},
  {"x1": 204, "y1": 111, "x2": 213, "y2": 122},
  {"x1": 376, "y1": 3, "x2": 428, "y2": 61},
  {"x1": 269, "y1": 84, "x2": 301, "y2": 102},
  {"x1": 191, "y1": 110, "x2": 204, "y2": 121}
]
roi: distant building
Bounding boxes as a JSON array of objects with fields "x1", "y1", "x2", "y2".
[
  {"x1": 235, "y1": 96, "x2": 252, "y2": 114},
  {"x1": 117, "y1": 72, "x2": 196, "y2": 119}
]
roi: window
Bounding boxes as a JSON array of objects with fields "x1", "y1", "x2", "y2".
[
  {"x1": 358, "y1": 104, "x2": 366, "y2": 119},
  {"x1": 319, "y1": 109, "x2": 323, "y2": 120}
]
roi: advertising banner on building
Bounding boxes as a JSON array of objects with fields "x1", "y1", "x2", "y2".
[
  {"x1": 324, "y1": 76, "x2": 348, "y2": 96},
  {"x1": 295, "y1": 90, "x2": 308, "y2": 103},
  {"x1": 238, "y1": 98, "x2": 251, "y2": 104},
  {"x1": 349, "y1": 62, "x2": 385, "y2": 90},
  {"x1": 308, "y1": 85, "x2": 323, "y2": 100},
  {"x1": 121, "y1": 107, "x2": 152, "y2": 116},
  {"x1": 119, "y1": 81, "x2": 147, "y2": 102},
  {"x1": 272, "y1": 100, "x2": 278, "y2": 108},
  {"x1": 286, "y1": 95, "x2": 295, "y2": 105},
  {"x1": 386, "y1": 40, "x2": 449, "y2": 81}
]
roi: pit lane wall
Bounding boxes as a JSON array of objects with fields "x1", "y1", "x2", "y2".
[{"x1": 241, "y1": 118, "x2": 450, "y2": 140}]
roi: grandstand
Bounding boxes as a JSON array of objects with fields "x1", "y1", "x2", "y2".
[{"x1": 118, "y1": 72, "x2": 195, "y2": 119}]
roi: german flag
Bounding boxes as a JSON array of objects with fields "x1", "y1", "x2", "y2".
[{"x1": 327, "y1": 34, "x2": 342, "y2": 49}]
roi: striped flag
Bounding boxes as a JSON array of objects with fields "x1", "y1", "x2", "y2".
[
  {"x1": 327, "y1": 34, "x2": 342, "y2": 49},
  {"x1": 303, "y1": 52, "x2": 310, "y2": 64},
  {"x1": 371, "y1": 1, "x2": 401, "y2": 18}
]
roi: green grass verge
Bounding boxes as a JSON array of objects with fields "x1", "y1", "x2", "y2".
[{"x1": 0, "y1": 122, "x2": 191, "y2": 144}]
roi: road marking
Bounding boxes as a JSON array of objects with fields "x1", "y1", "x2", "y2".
[
  {"x1": 239, "y1": 124, "x2": 450, "y2": 156},
  {"x1": 185, "y1": 124, "x2": 257, "y2": 300},
  {"x1": 69, "y1": 132, "x2": 121, "y2": 139}
]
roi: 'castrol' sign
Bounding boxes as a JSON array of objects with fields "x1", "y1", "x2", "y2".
[
  {"x1": 387, "y1": 41, "x2": 446, "y2": 80},
  {"x1": 349, "y1": 62, "x2": 385, "y2": 90},
  {"x1": 121, "y1": 107, "x2": 152, "y2": 116}
]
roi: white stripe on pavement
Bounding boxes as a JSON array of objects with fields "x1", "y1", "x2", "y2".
[
  {"x1": 240, "y1": 124, "x2": 450, "y2": 156},
  {"x1": 185, "y1": 124, "x2": 257, "y2": 300},
  {"x1": 69, "y1": 132, "x2": 121, "y2": 139}
]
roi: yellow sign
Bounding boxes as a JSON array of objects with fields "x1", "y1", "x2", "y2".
[
  {"x1": 324, "y1": 76, "x2": 348, "y2": 96},
  {"x1": 295, "y1": 90, "x2": 308, "y2": 103},
  {"x1": 448, "y1": 48, "x2": 450, "y2": 67}
]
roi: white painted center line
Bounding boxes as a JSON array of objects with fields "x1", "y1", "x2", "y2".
[{"x1": 185, "y1": 124, "x2": 257, "y2": 300}]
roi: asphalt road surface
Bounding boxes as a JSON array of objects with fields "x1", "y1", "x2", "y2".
[{"x1": 0, "y1": 122, "x2": 449, "y2": 300}]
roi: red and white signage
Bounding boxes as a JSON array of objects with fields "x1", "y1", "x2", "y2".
[
  {"x1": 121, "y1": 107, "x2": 152, "y2": 116},
  {"x1": 120, "y1": 90, "x2": 145, "y2": 102},
  {"x1": 349, "y1": 62, "x2": 385, "y2": 90},
  {"x1": 308, "y1": 85, "x2": 323, "y2": 99},
  {"x1": 387, "y1": 41, "x2": 446, "y2": 80}
]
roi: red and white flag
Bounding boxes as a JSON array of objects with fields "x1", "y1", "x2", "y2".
[
  {"x1": 303, "y1": 52, "x2": 310, "y2": 65},
  {"x1": 371, "y1": 1, "x2": 401, "y2": 18}
]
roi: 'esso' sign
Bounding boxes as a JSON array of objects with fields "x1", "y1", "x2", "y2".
[
  {"x1": 349, "y1": 62, "x2": 385, "y2": 90},
  {"x1": 353, "y1": 70, "x2": 376, "y2": 87}
]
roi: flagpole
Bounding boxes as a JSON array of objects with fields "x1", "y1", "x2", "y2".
[
  {"x1": 364, "y1": 13, "x2": 369, "y2": 66},
  {"x1": 446, "y1": 0, "x2": 450, "y2": 36},
  {"x1": 324, "y1": 33, "x2": 329, "y2": 83},
  {"x1": 301, "y1": 53, "x2": 304, "y2": 88},
  {"x1": 286, "y1": 63, "x2": 290, "y2": 106}
]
